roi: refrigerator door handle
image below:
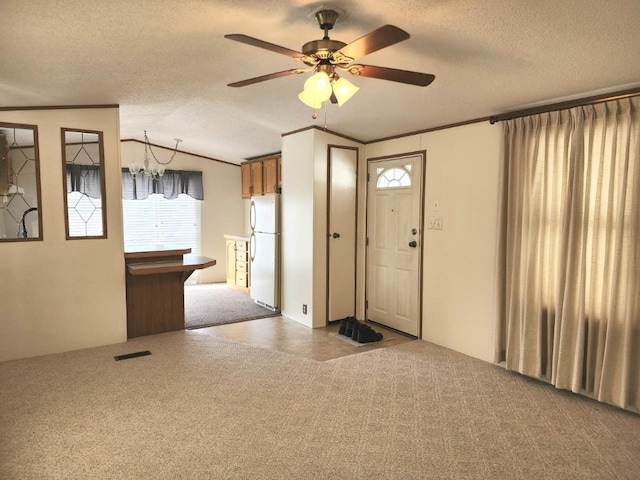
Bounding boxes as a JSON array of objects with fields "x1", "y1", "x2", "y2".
[
  {"x1": 249, "y1": 232, "x2": 256, "y2": 262},
  {"x1": 249, "y1": 200, "x2": 257, "y2": 232}
]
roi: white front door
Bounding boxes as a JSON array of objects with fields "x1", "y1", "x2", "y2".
[
  {"x1": 366, "y1": 154, "x2": 423, "y2": 336},
  {"x1": 327, "y1": 146, "x2": 358, "y2": 322}
]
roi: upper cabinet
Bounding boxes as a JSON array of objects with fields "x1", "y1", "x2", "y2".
[
  {"x1": 241, "y1": 163, "x2": 252, "y2": 198},
  {"x1": 241, "y1": 154, "x2": 280, "y2": 199},
  {"x1": 263, "y1": 157, "x2": 278, "y2": 195}
]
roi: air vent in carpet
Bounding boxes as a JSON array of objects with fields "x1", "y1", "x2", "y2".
[{"x1": 114, "y1": 350, "x2": 151, "y2": 361}]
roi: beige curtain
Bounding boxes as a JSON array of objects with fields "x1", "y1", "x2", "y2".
[{"x1": 497, "y1": 97, "x2": 640, "y2": 412}]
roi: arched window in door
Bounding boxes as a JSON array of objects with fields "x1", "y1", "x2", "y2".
[{"x1": 375, "y1": 163, "x2": 413, "y2": 189}]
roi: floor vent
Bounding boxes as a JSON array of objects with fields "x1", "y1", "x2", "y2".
[{"x1": 114, "y1": 350, "x2": 151, "y2": 361}]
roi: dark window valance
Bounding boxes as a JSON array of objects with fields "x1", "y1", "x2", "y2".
[
  {"x1": 66, "y1": 164, "x2": 102, "y2": 199},
  {"x1": 121, "y1": 169, "x2": 204, "y2": 200}
]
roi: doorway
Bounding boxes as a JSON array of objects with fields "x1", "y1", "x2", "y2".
[
  {"x1": 326, "y1": 145, "x2": 358, "y2": 323},
  {"x1": 365, "y1": 153, "x2": 424, "y2": 337}
]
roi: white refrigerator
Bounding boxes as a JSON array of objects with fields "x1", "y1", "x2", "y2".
[{"x1": 249, "y1": 195, "x2": 280, "y2": 311}]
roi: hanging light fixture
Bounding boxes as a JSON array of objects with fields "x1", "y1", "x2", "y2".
[
  {"x1": 128, "y1": 131, "x2": 182, "y2": 179},
  {"x1": 331, "y1": 76, "x2": 359, "y2": 106},
  {"x1": 298, "y1": 67, "x2": 359, "y2": 109}
]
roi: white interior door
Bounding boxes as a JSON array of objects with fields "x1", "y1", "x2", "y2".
[
  {"x1": 366, "y1": 155, "x2": 423, "y2": 336},
  {"x1": 327, "y1": 146, "x2": 358, "y2": 322}
]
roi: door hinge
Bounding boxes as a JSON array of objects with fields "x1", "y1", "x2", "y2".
[
  {"x1": 365, "y1": 300, "x2": 368, "y2": 310},
  {"x1": 366, "y1": 237, "x2": 369, "y2": 246},
  {"x1": 367, "y1": 172, "x2": 370, "y2": 182}
]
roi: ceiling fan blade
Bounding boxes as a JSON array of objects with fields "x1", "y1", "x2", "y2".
[
  {"x1": 225, "y1": 34, "x2": 306, "y2": 60},
  {"x1": 334, "y1": 25, "x2": 410, "y2": 62},
  {"x1": 348, "y1": 64, "x2": 435, "y2": 87},
  {"x1": 228, "y1": 68, "x2": 308, "y2": 87}
]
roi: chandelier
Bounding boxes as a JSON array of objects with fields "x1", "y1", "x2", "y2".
[
  {"x1": 128, "y1": 131, "x2": 182, "y2": 179},
  {"x1": 298, "y1": 66, "x2": 359, "y2": 109}
]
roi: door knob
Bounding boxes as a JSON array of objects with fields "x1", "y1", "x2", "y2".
[
  {"x1": 409, "y1": 241, "x2": 417, "y2": 248},
  {"x1": 332, "y1": 232, "x2": 341, "y2": 239}
]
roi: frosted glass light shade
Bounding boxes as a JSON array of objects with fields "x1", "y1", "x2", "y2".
[
  {"x1": 332, "y1": 77, "x2": 359, "y2": 106},
  {"x1": 305, "y1": 72, "x2": 332, "y2": 101},
  {"x1": 298, "y1": 89, "x2": 323, "y2": 109}
]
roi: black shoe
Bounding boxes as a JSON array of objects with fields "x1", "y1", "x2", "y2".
[
  {"x1": 357, "y1": 325, "x2": 383, "y2": 343},
  {"x1": 351, "y1": 320, "x2": 363, "y2": 340},
  {"x1": 344, "y1": 317, "x2": 356, "y2": 337},
  {"x1": 338, "y1": 318, "x2": 349, "y2": 335}
]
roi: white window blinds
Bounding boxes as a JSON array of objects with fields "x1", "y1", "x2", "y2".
[{"x1": 122, "y1": 193, "x2": 201, "y2": 284}]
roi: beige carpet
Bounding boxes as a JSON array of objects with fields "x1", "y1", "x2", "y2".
[
  {"x1": 184, "y1": 282, "x2": 278, "y2": 329},
  {"x1": 1, "y1": 330, "x2": 639, "y2": 479}
]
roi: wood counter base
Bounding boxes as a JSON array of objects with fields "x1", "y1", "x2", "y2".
[{"x1": 124, "y1": 247, "x2": 216, "y2": 339}]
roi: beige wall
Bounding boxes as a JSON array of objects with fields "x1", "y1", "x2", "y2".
[
  {"x1": 281, "y1": 129, "x2": 363, "y2": 328},
  {"x1": 281, "y1": 129, "x2": 316, "y2": 327},
  {"x1": 0, "y1": 109, "x2": 500, "y2": 364},
  {"x1": 0, "y1": 108, "x2": 127, "y2": 362},
  {"x1": 365, "y1": 122, "x2": 502, "y2": 362},
  {"x1": 120, "y1": 142, "x2": 244, "y2": 284},
  {"x1": 281, "y1": 122, "x2": 501, "y2": 363},
  {"x1": 0, "y1": 112, "x2": 245, "y2": 362}
]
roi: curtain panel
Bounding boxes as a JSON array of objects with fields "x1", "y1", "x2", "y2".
[
  {"x1": 496, "y1": 97, "x2": 640, "y2": 412},
  {"x1": 66, "y1": 164, "x2": 102, "y2": 198},
  {"x1": 121, "y1": 169, "x2": 204, "y2": 200}
]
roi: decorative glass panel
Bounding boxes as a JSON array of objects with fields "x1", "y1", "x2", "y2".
[
  {"x1": 0, "y1": 123, "x2": 42, "y2": 241},
  {"x1": 62, "y1": 129, "x2": 107, "y2": 239},
  {"x1": 376, "y1": 164, "x2": 413, "y2": 189}
]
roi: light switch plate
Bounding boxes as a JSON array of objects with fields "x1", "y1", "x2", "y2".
[{"x1": 427, "y1": 216, "x2": 443, "y2": 230}]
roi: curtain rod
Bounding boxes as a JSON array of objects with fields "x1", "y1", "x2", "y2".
[{"x1": 489, "y1": 87, "x2": 640, "y2": 124}]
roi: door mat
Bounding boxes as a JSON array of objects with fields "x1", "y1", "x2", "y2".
[{"x1": 329, "y1": 332, "x2": 394, "y2": 347}]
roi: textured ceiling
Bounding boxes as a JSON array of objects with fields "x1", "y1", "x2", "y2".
[{"x1": 1, "y1": 0, "x2": 639, "y2": 164}]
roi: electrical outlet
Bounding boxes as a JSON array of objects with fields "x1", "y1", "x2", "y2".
[{"x1": 302, "y1": 304, "x2": 307, "y2": 315}]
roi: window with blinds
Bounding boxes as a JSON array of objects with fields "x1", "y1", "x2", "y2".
[{"x1": 122, "y1": 193, "x2": 201, "y2": 284}]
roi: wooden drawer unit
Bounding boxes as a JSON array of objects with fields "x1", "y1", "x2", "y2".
[
  {"x1": 224, "y1": 235, "x2": 250, "y2": 292},
  {"x1": 236, "y1": 272, "x2": 249, "y2": 288}
]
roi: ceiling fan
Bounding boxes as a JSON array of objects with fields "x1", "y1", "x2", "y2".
[{"x1": 225, "y1": 9, "x2": 435, "y2": 107}]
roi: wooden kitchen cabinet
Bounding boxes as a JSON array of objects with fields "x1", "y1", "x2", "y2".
[
  {"x1": 241, "y1": 161, "x2": 264, "y2": 199},
  {"x1": 250, "y1": 161, "x2": 264, "y2": 196},
  {"x1": 263, "y1": 156, "x2": 278, "y2": 195},
  {"x1": 241, "y1": 163, "x2": 252, "y2": 199},
  {"x1": 240, "y1": 154, "x2": 280, "y2": 198},
  {"x1": 224, "y1": 235, "x2": 250, "y2": 292}
]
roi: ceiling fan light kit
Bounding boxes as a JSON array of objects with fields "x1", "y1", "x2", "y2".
[
  {"x1": 225, "y1": 9, "x2": 435, "y2": 110},
  {"x1": 331, "y1": 77, "x2": 359, "y2": 106}
]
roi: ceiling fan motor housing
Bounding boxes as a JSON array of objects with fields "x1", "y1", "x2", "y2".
[{"x1": 302, "y1": 39, "x2": 346, "y2": 60}]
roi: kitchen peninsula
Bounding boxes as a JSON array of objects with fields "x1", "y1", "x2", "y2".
[{"x1": 124, "y1": 246, "x2": 216, "y2": 338}]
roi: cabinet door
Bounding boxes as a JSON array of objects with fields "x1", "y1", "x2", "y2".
[
  {"x1": 250, "y1": 161, "x2": 264, "y2": 196},
  {"x1": 241, "y1": 163, "x2": 252, "y2": 199},
  {"x1": 263, "y1": 157, "x2": 278, "y2": 194},
  {"x1": 277, "y1": 155, "x2": 282, "y2": 189}
]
